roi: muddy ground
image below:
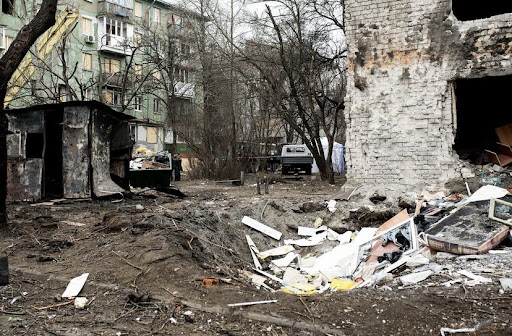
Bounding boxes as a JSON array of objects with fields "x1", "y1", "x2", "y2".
[{"x1": 1, "y1": 173, "x2": 511, "y2": 335}]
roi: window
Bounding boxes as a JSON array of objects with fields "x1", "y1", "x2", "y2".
[
  {"x1": 81, "y1": 17, "x2": 93, "y2": 36},
  {"x1": 82, "y1": 53, "x2": 92, "y2": 70},
  {"x1": 153, "y1": 98, "x2": 160, "y2": 114},
  {"x1": 102, "y1": 86, "x2": 123, "y2": 105},
  {"x1": 135, "y1": 64, "x2": 142, "y2": 76},
  {"x1": 129, "y1": 124, "x2": 137, "y2": 139},
  {"x1": 133, "y1": 32, "x2": 142, "y2": 47},
  {"x1": 181, "y1": 43, "x2": 190, "y2": 57},
  {"x1": 26, "y1": 133, "x2": 44, "y2": 158},
  {"x1": 146, "y1": 126, "x2": 157, "y2": 143},
  {"x1": 174, "y1": 67, "x2": 189, "y2": 83},
  {"x1": 452, "y1": 1, "x2": 512, "y2": 21},
  {"x1": 104, "y1": 57, "x2": 121, "y2": 73},
  {"x1": 56, "y1": 47, "x2": 69, "y2": 66},
  {"x1": 169, "y1": 13, "x2": 183, "y2": 26},
  {"x1": 2, "y1": 0, "x2": 14, "y2": 15},
  {"x1": 105, "y1": 18, "x2": 127, "y2": 38},
  {"x1": 84, "y1": 87, "x2": 93, "y2": 100},
  {"x1": 152, "y1": 7, "x2": 160, "y2": 23},
  {"x1": 58, "y1": 85, "x2": 68, "y2": 102},
  {"x1": 5, "y1": 36, "x2": 12, "y2": 49},
  {"x1": 134, "y1": 96, "x2": 142, "y2": 111},
  {"x1": 134, "y1": 1, "x2": 142, "y2": 17}
]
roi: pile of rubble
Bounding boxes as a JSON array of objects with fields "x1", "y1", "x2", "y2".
[{"x1": 240, "y1": 185, "x2": 512, "y2": 295}]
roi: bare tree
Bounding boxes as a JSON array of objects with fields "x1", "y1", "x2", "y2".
[
  {"x1": 0, "y1": 0, "x2": 59, "y2": 227},
  {"x1": 239, "y1": 0, "x2": 346, "y2": 183}
]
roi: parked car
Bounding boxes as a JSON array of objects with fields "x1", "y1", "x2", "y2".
[{"x1": 280, "y1": 144, "x2": 313, "y2": 175}]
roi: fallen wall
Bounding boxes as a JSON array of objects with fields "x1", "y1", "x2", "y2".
[{"x1": 344, "y1": 0, "x2": 512, "y2": 187}]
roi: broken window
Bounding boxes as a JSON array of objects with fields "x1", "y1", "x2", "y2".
[
  {"x1": 453, "y1": 76, "x2": 512, "y2": 164},
  {"x1": 134, "y1": 1, "x2": 142, "y2": 17},
  {"x1": 102, "y1": 85, "x2": 123, "y2": 105},
  {"x1": 146, "y1": 126, "x2": 157, "y2": 143},
  {"x1": 2, "y1": 0, "x2": 14, "y2": 15},
  {"x1": 26, "y1": 133, "x2": 44, "y2": 158},
  {"x1": 82, "y1": 53, "x2": 92, "y2": 70},
  {"x1": 453, "y1": 1, "x2": 512, "y2": 21},
  {"x1": 81, "y1": 17, "x2": 93, "y2": 36},
  {"x1": 104, "y1": 57, "x2": 121, "y2": 73}
]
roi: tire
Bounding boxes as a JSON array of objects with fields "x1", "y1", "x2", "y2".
[
  {"x1": 305, "y1": 166, "x2": 312, "y2": 175},
  {"x1": 282, "y1": 167, "x2": 288, "y2": 175}
]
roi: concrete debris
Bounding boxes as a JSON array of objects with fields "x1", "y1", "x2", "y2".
[
  {"x1": 399, "y1": 270, "x2": 434, "y2": 286},
  {"x1": 499, "y1": 278, "x2": 512, "y2": 291},
  {"x1": 239, "y1": 184, "x2": 512, "y2": 296}
]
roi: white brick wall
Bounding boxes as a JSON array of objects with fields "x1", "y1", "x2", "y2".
[{"x1": 344, "y1": 0, "x2": 512, "y2": 186}]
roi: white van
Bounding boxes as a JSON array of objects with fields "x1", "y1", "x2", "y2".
[{"x1": 280, "y1": 145, "x2": 313, "y2": 175}]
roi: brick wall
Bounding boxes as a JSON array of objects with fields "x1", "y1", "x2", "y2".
[{"x1": 344, "y1": 0, "x2": 512, "y2": 187}]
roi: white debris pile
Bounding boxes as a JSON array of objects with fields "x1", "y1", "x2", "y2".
[{"x1": 239, "y1": 185, "x2": 512, "y2": 295}]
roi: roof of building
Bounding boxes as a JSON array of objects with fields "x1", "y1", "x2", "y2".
[{"x1": 7, "y1": 100, "x2": 135, "y2": 121}]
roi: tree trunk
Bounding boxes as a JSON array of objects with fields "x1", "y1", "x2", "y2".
[{"x1": 0, "y1": 0, "x2": 59, "y2": 228}]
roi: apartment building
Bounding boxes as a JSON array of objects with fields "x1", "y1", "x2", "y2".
[{"x1": 1, "y1": 0, "x2": 203, "y2": 153}]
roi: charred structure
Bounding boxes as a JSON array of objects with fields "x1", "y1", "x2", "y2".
[{"x1": 6, "y1": 101, "x2": 133, "y2": 201}]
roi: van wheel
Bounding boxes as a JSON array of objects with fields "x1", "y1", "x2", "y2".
[
  {"x1": 282, "y1": 167, "x2": 288, "y2": 175},
  {"x1": 305, "y1": 167, "x2": 312, "y2": 175}
]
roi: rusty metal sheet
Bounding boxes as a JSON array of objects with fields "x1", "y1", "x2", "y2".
[
  {"x1": 7, "y1": 111, "x2": 43, "y2": 133},
  {"x1": 7, "y1": 133, "x2": 21, "y2": 158},
  {"x1": 7, "y1": 159, "x2": 43, "y2": 201},
  {"x1": 62, "y1": 106, "x2": 91, "y2": 198},
  {"x1": 90, "y1": 109, "x2": 126, "y2": 197}
]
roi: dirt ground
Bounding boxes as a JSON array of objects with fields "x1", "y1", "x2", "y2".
[{"x1": 1, "y1": 173, "x2": 511, "y2": 335}]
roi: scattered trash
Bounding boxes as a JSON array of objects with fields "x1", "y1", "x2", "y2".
[
  {"x1": 74, "y1": 297, "x2": 89, "y2": 309},
  {"x1": 8, "y1": 317, "x2": 23, "y2": 322},
  {"x1": 330, "y1": 279, "x2": 357, "y2": 291},
  {"x1": 326, "y1": 200, "x2": 337, "y2": 213},
  {"x1": 499, "y1": 278, "x2": 512, "y2": 291},
  {"x1": 246, "y1": 235, "x2": 263, "y2": 270},
  {"x1": 242, "y1": 216, "x2": 282, "y2": 240},
  {"x1": 238, "y1": 184, "x2": 512, "y2": 296},
  {"x1": 62, "y1": 273, "x2": 89, "y2": 298},
  {"x1": 259, "y1": 245, "x2": 295, "y2": 259},
  {"x1": 202, "y1": 279, "x2": 220, "y2": 288},
  {"x1": 399, "y1": 270, "x2": 434, "y2": 286},
  {"x1": 440, "y1": 318, "x2": 496, "y2": 336},
  {"x1": 227, "y1": 299, "x2": 277, "y2": 307}
]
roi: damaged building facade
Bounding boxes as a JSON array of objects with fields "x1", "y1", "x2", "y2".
[
  {"x1": 344, "y1": 0, "x2": 512, "y2": 186},
  {"x1": 7, "y1": 101, "x2": 133, "y2": 201}
]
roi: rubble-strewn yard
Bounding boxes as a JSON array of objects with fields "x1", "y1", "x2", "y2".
[{"x1": 1, "y1": 174, "x2": 512, "y2": 335}]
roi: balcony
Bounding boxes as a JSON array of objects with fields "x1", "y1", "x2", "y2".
[
  {"x1": 173, "y1": 82, "x2": 195, "y2": 99},
  {"x1": 98, "y1": 0, "x2": 133, "y2": 18},
  {"x1": 99, "y1": 34, "x2": 133, "y2": 56}
]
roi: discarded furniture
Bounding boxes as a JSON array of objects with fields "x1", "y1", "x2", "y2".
[
  {"x1": 485, "y1": 123, "x2": 512, "y2": 166},
  {"x1": 424, "y1": 201, "x2": 510, "y2": 255},
  {"x1": 488, "y1": 198, "x2": 512, "y2": 227}
]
